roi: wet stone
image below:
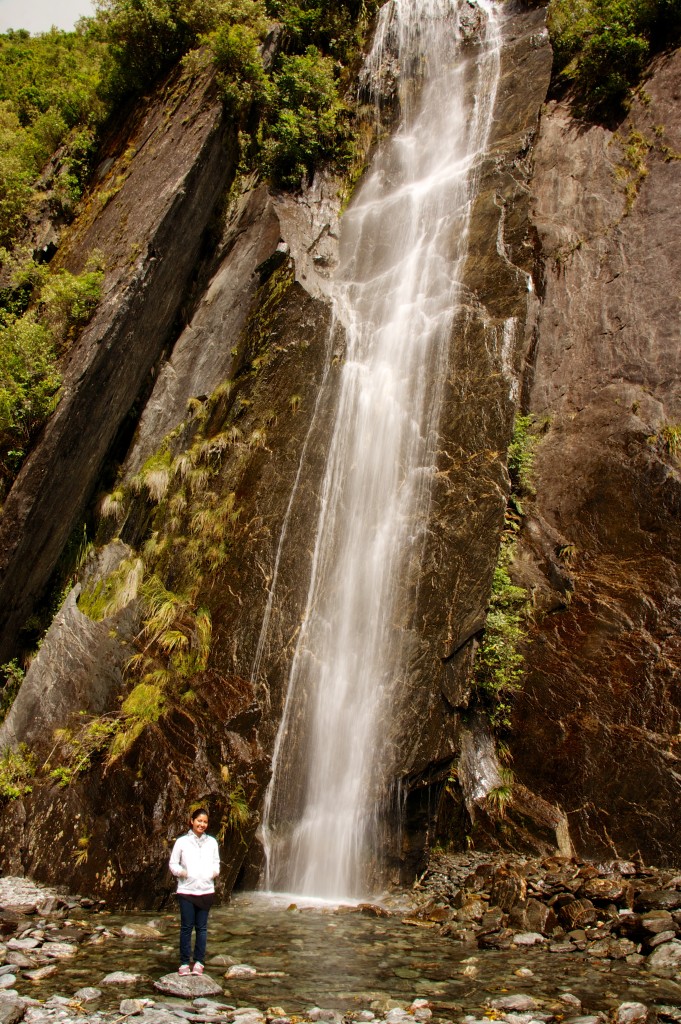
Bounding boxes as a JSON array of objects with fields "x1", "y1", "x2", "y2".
[
  {"x1": 41, "y1": 942, "x2": 78, "y2": 958},
  {"x1": 512, "y1": 932, "x2": 546, "y2": 946},
  {"x1": 207, "y1": 956, "x2": 238, "y2": 968},
  {"x1": 647, "y1": 940, "x2": 681, "y2": 975},
  {"x1": 154, "y1": 974, "x2": 223, "y2": 998},
  {"x1": 73, "y1": 988, "x2": 103, "y2": 1002},
  {"x1": 614, "y1": 1004, "x2": 648, "y2": 1024},
  {"x1": 635, "y1": 891, "x2": 681, "y2": 913},
  {"x1": 23, "y1": 965, "x2": 59, "y2": 981},
  {"x1": 120, "y1": 998, "x2": 152, "y2": 1014},
  {"x1": 0, "y1": 995, "x2": 25, "y2": 1024},
  {"x1": 648, "y1": 930, "x2": 676, "y2": 948},
  {"x1": 6, "y1": 951, "x2": 36, "y2": 967},
  {"x1": 230, "y1": 1014, "x2": 264, "y2": 1024},
  {"x1": 102, "y1": 971, "x2": 146, "y2": 985},
  {"x1": 225, "y1": 965, "x2": 257, "y2": 978},
  {"x1": 121, "y1": 924, "x2": 164, "y2": 939},
  {"x1": 489, "y1": 996, "x2": 538, "y2": 1012},
  {"x1": 7, "y1": 938, "x2": 40, "y2": 950}
]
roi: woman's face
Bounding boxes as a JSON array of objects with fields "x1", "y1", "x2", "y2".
[{"x1": 191, "y1": 813, "x2": 209, "y2": 836}]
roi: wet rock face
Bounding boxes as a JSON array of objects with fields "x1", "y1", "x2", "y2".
[
  {"x1": 389, "y1": 4, "x2": 552, "y2": 869},
  {"x1": 0, "y1": 5, "x2": 554, "y2": 896},
  {"x1": 0, "y1": 668, "x2": 269, "y2": 905},
  {"x1": 512, "y1": 50, "x2": 681, "y2": 863}
]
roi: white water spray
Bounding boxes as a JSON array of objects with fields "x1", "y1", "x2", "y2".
[{"x1": 259, "y1": 0, "x2": 502, "y2": 899}]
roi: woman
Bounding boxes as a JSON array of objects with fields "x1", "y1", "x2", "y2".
[{"x1": 169, "y1": 807, "x2": 220, "y2": 975}]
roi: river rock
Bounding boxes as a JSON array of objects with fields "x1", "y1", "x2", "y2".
[
  {"x1": 231, "y1": 1013, "x2": 265, "y2": 1024},
  {"x1": 478, "y1": 928, "x2": 514, "y2": 950},
  {"x1": 0, "y1": 979, "x2": 15, "y2": 991},
  {"x1": 41, "y1": 941, "x2": 78, "y2": 958},
  {"x1": 73, "y1": 988, "x2": 103, "y2": 1002},
  {"x1": 6, "y1": 952, "x2": 35, "y2": 968},
  {"x1": 558, "y1": 899, "x2": 598, "y2": 930},
  {"x1": 489, "y1": 996, "x2": 538, "y2": 1012},
  {"x1": 513, "y1": 932, "x2": 546, "y2": 946},
  {"x1": 23, "y1": 965, "x2": 58, "y2": 981},
  {"x1": 0, "y1": 994, "x2": 26, "y2": 1024},
  {"x1": 490, "y1": 869, "x2": 526, "y2": 911},
  {"x1": 0, "y1": 916, "x2": 21, "y2": 938},
  {"x1": 641, "y1": 911, "x2": 675, "y2": 934},
  {"x1": 649, "y1": 930, "x2": 677, "y2": 948},
  {"x1": 581, "y1": 878, "x2": 630, "y2": 903},
  {"x1": 207, "y1": 955, "x2": 238, "y2": 967},
  {"x1": 647, "y1": 940, "x2": 681, "y2": 975},
  {"x1": 410, "y1": 999, "x2": 432, "y2": 1022},
  {"x1": 154, "y1": 973, "x2": 223, "y2": 997},
  {"x1": 6, "y1": 938, "x2": 39, "y2": 951},
  {"x1": 121, "y1": 924, "x2": 164, "y2": 939},
  {"x1": 564, "y1": 1018, "x2": 603, "y2": 1024},
  {"x1": 636, "y1": 891, "x2": 681, "y2": 913},
  {"x1": 102, "y1": 971, "x2": 146, "y2": 984},
  {"x1": 225, "y1": 965, "x2": 257, "y2": 978},
  {"x1": 614, "y1": 1004, "x2": 648, "y2": 1024},
  {"x1": 120, "y1": 998, "x2": 152, "y2": 1013}
]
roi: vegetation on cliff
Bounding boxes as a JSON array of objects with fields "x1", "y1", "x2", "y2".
[
  {"x1": 473, "y1": 416, "x2": 537, "y2": 730},
  {"x1": 548, "y1": 0, "x2": 681, "y2": 118},
  {"x1": 0, "y1": 0, "x2": 377, "y2": 506},
  {"x1": 0, "y1": 253, "x2": 104, "y2": 500}
]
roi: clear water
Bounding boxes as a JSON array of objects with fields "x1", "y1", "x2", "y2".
[
  {"x1": 20, "y1": 895, "x2": 681, "y2": 1015},
  {"x1": 260, "y1": 0, "x2": 505, "y2": 901}
]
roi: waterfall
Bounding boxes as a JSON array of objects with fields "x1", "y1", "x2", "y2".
[{"x1": 258, "y1": 0, "x2": 502, "y2": 900}]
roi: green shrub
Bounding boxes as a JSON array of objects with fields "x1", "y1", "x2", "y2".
[
  {"x1": 0, "y1": 311, "x2": 60, "y2": 481},
  {"x1": 0, "y1": 743, "x2": 35, "y2": 799},
  {"x1": 0, "y1": 255, "x2": 104, "y2": 498},
  {"x1": 212, "y1": 22, "x2": 271, "y2": 123},
  {"x1": 48, "y1": 717, "x2": 119, "y2": 786},
  {"x1": 0, "y1": 659, "x2": 24, "y2": 721},
  {"x1": 507, "y1": 414, "x2": 537, "y2": 495},
  {"x1": 474, "y1": 539, "x2": 528, "y2": 729},
  {"x1": 548, "y1": 0, "x2": 681, "y2": 119},
  {"x1": 264, "y1": 46, "x2": 349, "y2": 186},
  {"x1": 94, "y1": 0, "x2": 232, "y2": 103},
  {"x1": 0, "y1": 28, "x2": 105, "y2": 239}
]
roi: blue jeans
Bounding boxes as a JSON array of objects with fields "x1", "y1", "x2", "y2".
[{"x1": 178, "y1": 896, "x2": 210, "y2": 965}]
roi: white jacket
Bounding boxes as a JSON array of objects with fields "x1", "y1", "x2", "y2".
[{"x1": 169, "y1": 831, "x2": 220, "y2": 895}]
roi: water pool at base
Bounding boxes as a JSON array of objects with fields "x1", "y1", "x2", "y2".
[{"x1": 22, "y1": 893, "x2": 681, "y2": 1016}]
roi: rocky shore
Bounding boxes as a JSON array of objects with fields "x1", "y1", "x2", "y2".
[
  {"x1": 408, "y1": 851, "x2": 681, "y2": 976},
  {"x1": 0, "y1": 858, "x2": 680, "y2": 1024}
]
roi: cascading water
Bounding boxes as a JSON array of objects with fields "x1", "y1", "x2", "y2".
[{"x1": 258, "y1": 0, "x2": 502, "y2": 900}]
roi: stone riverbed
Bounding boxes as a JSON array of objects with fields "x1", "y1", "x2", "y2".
[{"x1": 0, "y1": 855, "x2": 680, "y2": 1024}]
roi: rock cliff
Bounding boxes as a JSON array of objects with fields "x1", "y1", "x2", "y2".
[
  {"x1": 0, "y1": 1, "x2": 678, "y2": 900},
  {"x1": 510, "y1": 49, "x2": 681, "y2": 864}
]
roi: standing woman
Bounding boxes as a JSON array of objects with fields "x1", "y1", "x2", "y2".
[{"x1": 169, "y1": 808, "x2": 220, "y2": 975}]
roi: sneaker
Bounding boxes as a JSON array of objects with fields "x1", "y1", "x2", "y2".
[
  {"x1": 178, "y1": 964, "x2": 191, "y2": 976},
  {"x1": 192, "y1": 962, "x2": 204, "y2": 976}
]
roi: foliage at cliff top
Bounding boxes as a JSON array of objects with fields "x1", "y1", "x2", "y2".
[
  {"x1": 91, "y1": 0, "x2": 377, "y2": 186},
  {"x1": 0, "y1": 28, "x2": 105, "y2": 248},
  {"x1": 548, "y1": 0, "x2": 681, "y2": 119},
  {"x1": 0, "y1": 0, "x2": 376, "y2": 501}
]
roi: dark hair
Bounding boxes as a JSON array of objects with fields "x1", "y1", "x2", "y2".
[{"x1": 191, "y1": 807, "x2": 209, "y2": 821}]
